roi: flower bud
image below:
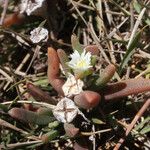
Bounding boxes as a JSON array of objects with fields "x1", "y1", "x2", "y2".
[
  {"x1": 27, "y1": 82, "x2": 57, "y2": 105},
  {"x1": 96, "y1": 64, "x2": 116, "y2": 87}
]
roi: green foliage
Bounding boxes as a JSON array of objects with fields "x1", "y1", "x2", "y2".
[
  {"x1": 71, "y1": 34, "x2": 83, "y2": 53},
  {"x1": 118, "y1": 29, "x2": 142, "y2": 74},
  {"x1": 8, "y1": 108, "x2": 55, "y2": 125}
]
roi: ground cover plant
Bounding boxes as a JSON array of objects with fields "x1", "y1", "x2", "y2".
[{"x1": 0, "y1": 0, "x2": 150, "y2": 149}]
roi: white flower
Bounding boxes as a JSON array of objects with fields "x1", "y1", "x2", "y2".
[
  {"x1": 52, "y1": 97, "x2": 78, "y2": 123},
  {"x1": 62, "y1": 73, "x2": 84, "y2": 97},
  {"x1": 30, "y1": 27, "x2": 48, "y2": 43},
  {"x1": 68, "y1": 49, "x2": 92, "y2": 74},
  {"x1": 20, "y1": 0, "x2": 45, "y2": 16}
]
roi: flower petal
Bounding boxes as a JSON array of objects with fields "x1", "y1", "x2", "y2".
[{"x1": 67, "y1": 50, "x2": 92, "y2": 74}]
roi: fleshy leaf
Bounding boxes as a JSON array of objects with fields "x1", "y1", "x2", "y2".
[
  {"x1": 57, "y1": 49, "x2": 70, "y2": 76},
  {"x1": 8, "y1": 108, "x2": 55, "y2": 125},
  {"x1": 102, "y1": 78, "x2": 150, "y2": 101},
  {"x1": 71, "y1": 34, "x2": 83, "y2": 53},
  {"x1": 27, "y1": 82, "x2": 57, "y2": 105},
  {"x1": 96, "y1": 64, "x2": 116, "y2": 87},
  {"x1": 74, "y1": 91, "x2": 101, "y2": 109},
  {"x1": 41, "y1": 130, "x2": 59, "y2": 143},
  {"x1": 47, "y1": 47, "x2": 64, "y2": 95}
]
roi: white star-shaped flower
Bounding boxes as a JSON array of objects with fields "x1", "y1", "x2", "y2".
[
  {"x1": 68, "y1": 49, "x2": 92, "y2": 74},
  {"x1": 20, "y1": 0, "x2": 45, "y2": 16},
  {"x1": 30, "y1": 27, "x2": 48, "y2": 43},
  {"x1": 52, "y1": 97, "x2": 90, "y2": 123},
  {"x1": 52, "y1": 97, "x2": 78, "y2": 123},
  {"x1": 62, "y1": 73, "x2": 84, "y2": 97}
]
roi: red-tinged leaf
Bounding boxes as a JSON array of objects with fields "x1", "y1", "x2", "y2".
[
  {"x1": 27, "y1": 82, "x2": 57, "y2": 105},
  {"x1": 84, "y1": 45, "x2": 99, "y2": 56},
  {"x1": 64, "y1": 123, "x2": 79, "y2": 137},
  {"x1": 102, "y1": 78, "x2": 150, "y2": 101},
  {"x1": 47, "y1": 47, "x2": 64, "y2": 95},
  {"x1": 47, "y1": 47, "x2": 60, "y2": 79},
  {"x1": 3, "y1": 13, "x2": 24, "y2": 27},
  {"x1": 74, "y1": 91, "x2": 101, "y2": 109},
  {"x1": 96, "y1": 64, "x2": 116, "y2": 87},
  {"x1": 8, "y1": 108, "x2": 55, "y2": 125}
]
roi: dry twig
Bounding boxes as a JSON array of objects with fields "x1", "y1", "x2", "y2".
[{"x1": 114, "y1": 99, "x2": 150, "y2": 150}]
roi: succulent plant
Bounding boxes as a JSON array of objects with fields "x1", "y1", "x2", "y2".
[
  {"x1": 46, "y1": 35, "x2": 150, "y2": 110},
  {"x1": 6, "y1": 35, "x2": 150, "y2": 149}
]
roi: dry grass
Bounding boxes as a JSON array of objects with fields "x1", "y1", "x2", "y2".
[{"x1": 0, "y1": 0, "x2": 150, "y2": 149}]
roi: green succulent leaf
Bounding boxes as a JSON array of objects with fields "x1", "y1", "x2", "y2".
[
  {"x1": 118, "y1": 28, "x2": 142, "y2": 74},
  {"x1": 71, "y1": 34, "x2": 83, "y2": 53},
  {"x1": 42, "y1": 130, "x2": 59, "y2": 143},
  {"x1": 8, "y1": 108, "x2": 55, "y2": 125},
  {"x1": 92, "y1": 118, "x2": 105, "y2": 125}
]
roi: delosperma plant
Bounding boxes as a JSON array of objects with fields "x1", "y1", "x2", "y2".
[
  {"x1": 0, "y1": 1, "x2": 150, "y2": 149},
  {"x1": 4, "y1": 35, "x2": 150, "y2": 149}
]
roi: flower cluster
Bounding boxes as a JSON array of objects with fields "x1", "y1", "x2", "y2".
[
  {"x1": 62, "y1": 49, "x2": 92, "y2": 98},
  {"x1": 53, "y1": 49, "x2": 93, "y2": 123}
]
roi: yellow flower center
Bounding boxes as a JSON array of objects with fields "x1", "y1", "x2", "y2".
[{"x1": 77, "y1": 60, "x2": 86, "y2": 68}]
